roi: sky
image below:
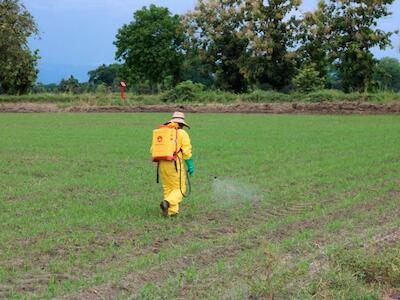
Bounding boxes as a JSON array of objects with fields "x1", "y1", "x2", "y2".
[{"x1": 25, "y1": 0, "x2": 400, "y2": 84}]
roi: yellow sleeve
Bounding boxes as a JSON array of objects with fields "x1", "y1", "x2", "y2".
[{"x1": 178, "y1": 129, "x2": 192, "y2": 160}]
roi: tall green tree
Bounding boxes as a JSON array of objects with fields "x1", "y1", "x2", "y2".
[
  {"x1": 297, "y1": 0, "x2": 334, "y2": 82},
  {"x1": 373, "y1": 57, "x2": 400, "y2": 91},
  {"x1": 114, "y1": 5, "x2": 185, "y2": 92},
  {"x1": 184, "y1": 0, "x2": 249, "y2": 93},
  {"x1": 327, "y1": 0, "x2": 395, "y2": 92},
  {"x1": 240, "y1": 0, "x2": 301, "y2": 90},
  {"x1": 0, "y1": 0, "x2": 39, "y2": 94}
]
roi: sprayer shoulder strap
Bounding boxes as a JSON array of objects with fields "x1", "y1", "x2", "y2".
[{"x1": 175, "y1": 128, "x2": 179, "y2": 154}]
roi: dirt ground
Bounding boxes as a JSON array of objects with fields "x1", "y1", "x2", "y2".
[{"x1": 1, "y1": 101, "x2": 400, "y2": 114}]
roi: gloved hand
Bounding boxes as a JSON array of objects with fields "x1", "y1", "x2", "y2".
[{"x1": 185, "y1": 158, "x2": 194, "y2": 175}]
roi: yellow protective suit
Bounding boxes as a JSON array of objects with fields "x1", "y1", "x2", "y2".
[{"x1": 155, "y1": 122, "x2": 192, "y2": 215}]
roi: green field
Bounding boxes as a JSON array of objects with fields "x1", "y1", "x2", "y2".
[{"x1": 0, "y1": 113, "x2": 399, "y2": 299}]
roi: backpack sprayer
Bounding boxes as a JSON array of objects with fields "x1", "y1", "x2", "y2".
[{"x1": 151, "y1": 124, "x2": 191, "y2": 197}]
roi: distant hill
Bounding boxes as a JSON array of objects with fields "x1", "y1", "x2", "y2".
[{"x1": 36, "y1": 62, "x2": 97, "y2": 84}]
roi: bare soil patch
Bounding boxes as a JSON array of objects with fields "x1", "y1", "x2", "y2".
[
  {"x1": 383, "y1": 289, "x2": 400, "y2": 300},
  {"x1": 0, "y1": 103, "x2": 60, "y2": 112},
  {"x1": 367, "y1": 229, "x2": 400, "y2": 251},
  {"x1": 1, "y1": 101, "x2": 400, "y2": 114}
]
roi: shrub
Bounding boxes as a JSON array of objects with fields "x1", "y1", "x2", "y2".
[
  {"x1": 0, "y1": 90, "x2": 398, "y2": 104},
  {"x1": 241, "y1": 90, "x2": 292, "y2": 102},
  {"x1": 196, "y1": 90, "x2": 238, "y2": 103},
  {"x1": 294, "y1": 65, "x2": 325, "y2": 93},
  {"x1": 161, "y1": 81, "x2": 204, "y2": 102},
  {"x1": 299, "y1": 89, "x2": 353, "y2": 102},
  {"x1": 95, "y1": 83, "x2": 110, "y2": 94}
]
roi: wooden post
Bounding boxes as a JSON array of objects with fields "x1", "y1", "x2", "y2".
[{"x1": 120, "y1": 81, "x2": 126, "y2": 103}]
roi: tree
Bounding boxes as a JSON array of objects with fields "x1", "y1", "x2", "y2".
[
  {"x1": 31, "y1": 82, "x2": 46, "y2": 94},
  {"x1": 59, "y1": 76, "x2": 80, "y2": 94},
  {"x1": 327, "y1": 0, "x2": 395, "y2": 92},
  {"x1": 185, "y1": 0, "x2": 249, "y2": 92},
  {"x1": 95, "y1": 83, "x2": 110, "y2": 94},
  {"x1": 240, "y1": 0, "x2": 301, "y2": 90},
  {"x1": 88, "y1": 64, "x2": 122, "y2": 87},
  {"x1": 298, "y1": 1, "x2": 334, "y2": 82},
  {"x1": 114, "y1": 5, "x2": 185, "y2": 92},
  {"x1": 0, "y1": 0, "x2": 39, "y2": 94},
  {"x1": 373, "y1": 57, "x2": 400, "y2": 91},
  {"x1": 182, "y1": 51, "x2": 215, "y2": 89},
  {"x1": 44, "y1": 83, "x2": 59, "y2": 93}
]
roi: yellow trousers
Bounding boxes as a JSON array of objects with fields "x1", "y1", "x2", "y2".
[{"x1": 159, "y1": 159, "x2": 186, "y2": 215}]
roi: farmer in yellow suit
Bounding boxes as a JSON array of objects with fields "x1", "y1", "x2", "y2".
[{"x1": 155, "y1": 112, "x2": 194, "y2": 216}]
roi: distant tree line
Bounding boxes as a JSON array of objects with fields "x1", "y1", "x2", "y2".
[
  {"x1": 113, "y1": 1, "x2": 400, "y2": 93},
  {"x1": 31, "y1": 64, "x2": 123, "y2": 94},
  {"x1": 1, "y1": 0, "x2": 400, "y2": 95}
]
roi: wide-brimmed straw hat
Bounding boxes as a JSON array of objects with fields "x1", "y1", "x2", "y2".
[{"x1": 165, "y1": 111, "x2": 190, "y2": 128}]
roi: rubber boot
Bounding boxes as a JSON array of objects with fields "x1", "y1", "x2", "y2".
[{"x1": 160, "y1": 200, "x2": 169, "y2": 216}]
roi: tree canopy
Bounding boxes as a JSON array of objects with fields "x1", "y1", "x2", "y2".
[
  {"x1": 373, "y1": 57, "x2": 400, "y2": 91},
  {"x1": 327, "y1": 0, "x2": 395, "y2": 92},
  {"x1": 240, "y1": 0, "x2": 301, "y2": 90},
  {"x1": 184, "y1": 0, "x2": 249, "y2": 92},
  {"x1": 184, "y1": 0, "x2": 300, "y2": 92},
  {"x1": 114, "y1": 5, "x2": 185, "y2": 91},
  {"x1": 0, "y1": 0, "x2": 39, "y2": 94},
  {"x1": 88, "y1": 64, "x2": 122, "y2": 87}
]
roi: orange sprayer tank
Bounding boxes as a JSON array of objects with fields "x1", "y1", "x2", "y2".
[{"x1": 151, "y1": 126, "x2": 178, "y2": 161}]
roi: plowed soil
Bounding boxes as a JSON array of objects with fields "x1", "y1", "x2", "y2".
[{"x1": 1, "y1": 101, "x2": 400, "y2": 114}]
